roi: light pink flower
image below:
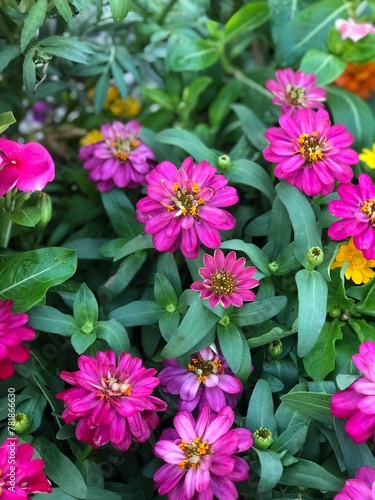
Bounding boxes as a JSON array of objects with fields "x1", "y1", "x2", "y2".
[
  {"x1": 0, "y1": 139, "x2": 55, "y2": 198},
  {"x1": 136, "y1": 157, "x2": 238, "y2": 259},
  {"x1": 79, "y1": 120, "x2": 156, "y2": 191},
  {"x1": 159, "y1": 344, "x2": 243, "y2": 412},
  {"x1": 266, "y1": 68, "x2": 326, "y2": 116},
  {"x1": 56, "y1": 351, "x2": 167, "y2": 451},
  {"x1": 263, "y1": 108, "x2": 358, "y2": 196},
  {"x1": 154, "y1": 403, "x2": 253, "y2": 500},
  {"x1": 190, "y1": 249, "x2": 259, "y2": 308},
  {"x1": 335, "y1": 17, "x2": 375, "y2": 43},
  {"x1": 331, "y1": 341, "x2": 375, "y2": 443},
  {"x1": 0, "y1": 437, "x2": 51, "y2": 498},
  {"x1": 0, "y1": 299, "x2": 35, "y2": 380},
  {"x1": 328, "y1": 173, "x2": 375, "y2": 260},
  {"x1": 335, "y1": 466, "x2": 375, "y2": 499}
]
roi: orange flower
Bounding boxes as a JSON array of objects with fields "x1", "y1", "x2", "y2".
[{"x1": 334, "y1": 62, "x2": 375, "y2": 99}]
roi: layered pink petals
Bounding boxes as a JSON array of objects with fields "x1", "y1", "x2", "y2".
[
  {"x1": 0, "y1": 139, "x2": 55, "y2": 197},
  {"x1": 136, "y1": 157, "x2": 238, "y2": 259},
  {"x1": 190, "y1": 249, "x2": 259, "y2": 308},
  {"x1": 335, "y1": 17, "x2": 375, "y2": 42},
  {"x1": 79, "y1": 120, "x2": 156, "y2": 191},
  {"x1": 56, "y1": 351, "x2": 167, "y2": 451},
  {"x1": 335, "y1": 466, "x2": 375, "y2": 499},
  {"x1": 266, "y1": 68, "x2": 326, "y2": 116},
  {"x1": 159, "y1": 345, "x2": 243, "y2": 412},
  {"x1": 154, "y1": 404, "x2": 252, "y2": 499},
  {"x1": 328, "y1": 173, "x2": 375, "y2": 260},
  {"x1": 263, "y1": 108, "x2": 358, "y2": 196},
  {"x1": 0, "y1": 438, "x2": 51, "y2": 498}
]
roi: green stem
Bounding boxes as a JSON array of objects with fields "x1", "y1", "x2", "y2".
[
  {"x1": 0, "y1": 217, "x2": 12, "y2": 248},
  {"x1": 78, "y1": 445, "x2": 92, "y2": 462},
  {"x1": 232, "y1": 69, "x2": 273, "y2": 99}
]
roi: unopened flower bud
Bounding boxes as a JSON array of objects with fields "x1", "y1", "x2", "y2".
[
  {"x1": 252, "y1": 427, "x2": 273, "y2": 449},
  {"x1": 217, "y1": 154, "x2": 231, "y2": 169},
  {"x1": 268, "y1": 261, "x2": 279, "y2": 273},
  {"x1": 329, "y1": 307, "x2": 341, "y2": 319},
  {"x1": 306, "y1": 246, "x2": 324, "y2": 268},
  {"x1": 37, "y1": 192, "x2": 52, "y2": 227},
  {"x1": 166, "y1": 303, "x2": 177, "y2": 313},
  {"x1": 12, "y1": 413, "x2": 31, "y2": 434},
  {"x1": 218, "y1": 315, "x2": 231, "y2": 326},
  {"x1": 267, "y1": 340, "x2": 283, "y2": 358},
  {"x1": 81, "y1": 321, "x2": 95, "y2": 335}
]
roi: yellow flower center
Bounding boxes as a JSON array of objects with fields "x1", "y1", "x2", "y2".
[
  {"x1": 361, "y1": 198, "x2": 375, "y2": 226},
  {"x1": 178, "y1": 437, "x2": 211, "y2": 469},
  {"x1": 166, "y1": 183, "x2": 205, "y2": 217},
  {"x1": 108, "y1": 134, "x2": 139, "y2": 162},
  {"x1": 187, "y1": 355, "x2": 222, "y2": 384},
  {"x1": 211, "y1": 270, "x2": 237, "y2": 296},
  {"x1": 96, "y1": 375, "x2": 132, "y2": 403},
  {"x1": 297, "y1": 131, "x2": 325, "y2": 162}
]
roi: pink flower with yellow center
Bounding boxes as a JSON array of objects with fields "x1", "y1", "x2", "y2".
[
  {"x1": 266, "y1": 68, "x2": 326, "y2": 116},
  {"x1": 136, "y1": 157, "x2": 238, "y2": 259},
  {"x1": 190, "y1": 249, "x2": 259, "y2": 308},
  {"x1": 263, "y1": 108, "x2": 358, "y2": 196},
  {"x1": 56, "y1": 351, "x2": 167, "y2": 451},
  {"x1": 328, "y1": 173, "x2": 375, "y2": 261},
  {"x1": 154, "y1": 403, "x2": 253, "y2": 500}
]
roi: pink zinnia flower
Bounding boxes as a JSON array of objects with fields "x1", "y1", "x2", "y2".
[
  {"x1": 328, "y1": 173, "x2": 375, "y2": 260},
  {"x1": 335, "y1": 466, "x2": 375, "y2": 499},
  {"x1": 0, "y1": 299, "x2": 35, "y2": 380},
  {"x1": 331, "y1": 341, "x2": 375, "y2": 443},
  {"x1": 263, "y1": 108, "x2": 358, "y2": 196},
  {"x1": 79, "y1": 120, "x2": 156, "y2": 191},
  {"x1": 159, "y1": 344, "x2": 243, "y2": 412},
  {"x1": 266, "y1": 68, "x2": 326, "y2": 116},
  {"x1": 335, "y1": 17, "x2": 375, "y2": 42},
  {"x1": 154, "y1": 403, "x2": 253, "y2": 500},
  {"x1": 136, "y1": 157, "x2": 238, "y2": 259},
  {"x1": 0, "y1": 139, "x2": 55, "y2": 198},
  {"x1": 190, "y1": 249, "x2": 259, "y2": 308},
  {"x1": 0, "y1": 437, "x2": 51, "y2": 498},
  {"x1": 56, "y1": 351, "x2": 167, "y2": 451}
]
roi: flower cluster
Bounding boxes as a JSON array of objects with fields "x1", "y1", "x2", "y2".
[{"x1": 334, "y1": 465, "x2": 375, "y2": 499}]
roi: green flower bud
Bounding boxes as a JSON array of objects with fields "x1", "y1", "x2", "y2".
[
  {"x1": 166, "y1": 303, "x2": 177, "y2": 313},
  {"x1": 12, "y1": 413, "x2": 31, "y2": 434},
  {"x1": 252, "y1": 427, "x2": 273, "y2": 449},
  {"x1": 340, "y1": 308, "x2": 351, "y2": 321},
  {"x1": 267, "y1": 340, "x2": 283, "y2": 358},
  {"x1": 218, "y1": 315, "x2": 231, "y2": 326},
  {"x1": 37, "y1": 192, "x2": 52, "y2": 227},
  {"x1": 268, "y1": 261, "x2": 279, "y2": 273},
  {"x1": 305, "y1": 246, "x2": 324, "y2": 269},
  {"x1": 217, "y1": 154, "x2": 231, "y2": 169},
  {"x1": 81, "y1": 321, "x2": 95, "y2": 334},
  {"x1": 329, "y1": 307, "x2": 341, "y2": 319}
]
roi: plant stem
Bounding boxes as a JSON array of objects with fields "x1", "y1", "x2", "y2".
[{"x1": 0, "y1": 217, "x2": 12, "y2": 248}]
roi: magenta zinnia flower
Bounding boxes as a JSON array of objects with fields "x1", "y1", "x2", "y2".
[
  {"x1": 154, "y1": 403, "x2": 253, "y2": 500},
  {"x1": 159, "y1": 344, "x2": 243, "y2": 412},
  {"x1": 0, "y1": 438, "x2": 51, "y2": 498},
  {"x1": 0, "y1": 299, "x2": 35, "y2": 380},
  {"x1": 331, "y1": 341, "x2": 375, "y2": 443},
  {"x1": 266, "y1": 68, "x2": 326, "y2": 116},
  {"x1": 0, "y1": 139, "x2": 55, "y2": 198},
  {"x1": 190, "y1": 249, "x2": 259, "y2": 308},
  {"x1": 335, "y1": 466, "x2": 375, "y2": 499},
  {"x1": 136, "y1": 157, "x2": 238, "y2": 259},
  {"x1": 79, "y1": 120, "x2": 156, "y2": 191},
  {"x1": 56, "y1": 351, "x2": 167, "y2": 451},
  {"x1": 328, "y1": 173, "x2": 375, "y2": 260},
  {"x1": 263, "y1": 108, "x2": 358, "y2": 196}
]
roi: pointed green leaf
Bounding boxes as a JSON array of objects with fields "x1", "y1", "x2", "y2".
[
  {"x1": 96, "y1": 319, "x2": 130, "y2": 355},
  {"x1": 27, "y1": 305, "x2": 79, "y2": 336},
  {"x1": 252, "y1": 448, "x2": 283, "y2": 493},
  {"x1": 5, "y1": 206, "x2": 41, "y2": 227},
  {"x1": 279, "y1": 458, "x2": 343, "y2": 491},
  {"x1": 73, "y1": 283, "x2": 98, "y2": 327},
  {"x1": 20, "y1": 0, "x2": 48, "y2": 52},
  {"x1": 224, "y1": 2, "x2": 271, "y2": 43},
  {"x1": 281, "y1": 392, "x2": 333, "y2": 426},
  {"x1": 154, "y1": 273, "x2": 178, "y2": 309},
  {"x1": 0, "y1": 111, "x2": 16, "y2": 133},
  {"x1": 155, "y1": 128, "x2": 218, "y2": 164},
  {"x1": 231, "y1": 103, "x2": 269, "y2": 151},
  {"x1": 246, "y1": 379, "x2": 278, "y2": 435},
  {"x1": 300, "y1": 49, "x2": 346, "y2": 86},
  {"x1": 231, "y1": 296, "x2": 287, "y2": 326},
  {"x1": 109, "y1": 301, "x2": 162, "y2": 327},
  {"x1": 54, "y1": 0, "x2": 73, "y2": 25},
  {"x1": 109, "y1": 0, "x2": 132, "y2": 21}
]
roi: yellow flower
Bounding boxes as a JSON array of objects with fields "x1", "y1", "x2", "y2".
[
  {"x1": 331, "y1": 238, "x2": 375, "y2": 284},
  {"x1": 359, "y1": 143, "x2": 375, "y2": 169},
  {"x1": 80, "y1": 129, "x2": 104, "y2": 146},
  {"x1": 110, "y1": 95, "x2": 141, "y2": 118},
  {"x1": 103, "y1": 86, "x2": 120, "y2": 110}
]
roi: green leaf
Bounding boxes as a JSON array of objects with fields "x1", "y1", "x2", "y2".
[
  {"x1": 73, "y1": 283, "x2": 98, "y2": 327},
  {"x1": 23, "y1": 48, "x2": 36, "y2": 97},
  {"x1": 140, "y1": 86, "x2": 178, "y2": 112},
  {"x1": 109, "y1": 0, "x2": 132, "y2": 21},
  {"x1": 246, "y1": 379, "x2": 278, "y2": 435},
  {"x1": 327, "y1": 86, "x2": 375, "y2": 149},
  {"x1": 224, "y1": 2, "x2": 271, "y2": 43},
  {"x1": 161, "y1": 299, "x2": 218, "y2": 358},
  {"x1": 276, "y1": 183, "x2": 322, "y2": 266},
  {"x1": 0, "y1": 111, "x2": 16, "y2": 133},
  {"x1": 71, "y1": 330, "x2": 96, "y2": 354},
  {"x1": 156, "y1": 252, "x2": 182, "y2": 297},
  {"x1": 217, "y1": 322, "x2": 245, "y2": 374},
  {"x1": 271, "y1": 422, "x2": 308, "y2": 456},
  {"x1": 101, "y1": 189, "x2": 142, "y2": 239},
  {"x1": 159, "y1": 310, "x2": 180, "y2": 342},
  {"x1": 209, "y1": 80, "x2": 242, "y2": 128},
  {"x1": 5, "y1": 207, "x2": 41, "y2": 227},
  {"x1": 94, "y1": 69, "x2": 110, "y2": 114},
  {"x1": 167, "y1": 35, "x2": 219, "y2": 72},
  {"x1": 109, "y1": 301, "x2": 163, "y2": 327},
  {"x1": 300, "y1": 49, "x2": 346, "y2": 86},
  {"x1": 0, "y1": 247, "x2": 77, "y2": 312},
  {"x1": 252, "y1": 448, "x2": 283, "y2": 493},
  {"x1": 17, "y1": 384, "x2": 47, "y2": 432},
  {"x1": 279, "y1": 458, "x2": 343, "y2": 491},
  {"x1": 27, "y1": 305, "x2": 80, "y2": 336},
  {"x1": 113, "y1": 234, "x2": 153, "y2": 261},
  {"x1": 280, "y1": 392, "x2": 333, "y2": 426},
  {"x1": 154, "y1": 273, "x2": 178, "y2": 309},
  {"x1": 182, "y1": 76, "x2": 212, "y2": 113},
  {"x1": 32, "y1": 437, "x2": 87, "y2": 499},
  {"x1": 231, "y1": 296, "x2": 287, "y2": 326},
  {"x1": 39, "y1": 37, "x2": 94, "y2": 63},
  {"x1": 296, "y1": 269, "x2": 328, "y2": 357},
  {"x1": 110, "y1": 59, "x2": 128, "y2": 98},
  {"x1": 226, "y1": 159, "x2": 275, "y2": 203},
  {"x1": 247, "y1": 325, "x2": 296, "y2": 349},
  {"x1": 349, "y1": 318, "x2": 375, "y2": 342},
  {"x1": 54, "y1": 0, "x2": 73, "y2": 25},
  {"x1": 231, "y1": 104, "x2": 269, "y2": 151},
  {"x1": 96, "y1": 319, "x2": 130, "y2": 355},
  {"x1": 303, "y1": 320, "x2": 343, "y2": 380},
  {"x1": 20, "y1": 0, "x2": 48, "y2": 52},
  {"x1": 100, "y1": 252, "x2": 146, "y2": 301},
  {"x1": 267, "y1": 196, "x2": 292, "y2": 260},
  {"x1": 155, "y1": 129, "x2": 218, "y2": 164},
  {"x1": 0, "y1": 46, "x2": 21, "y2": 73},
  {"x1": 220, "y1": 239, "x2": 271, "y2": 276}
]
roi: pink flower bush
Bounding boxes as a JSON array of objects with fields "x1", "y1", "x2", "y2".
[
  {"x1": 0, "y1": 299, "x2": 36, "y2": 380},
  {"x1": 263, "y1": 108, "x2": 358, "y2": 196},
  {"x1": 79, "y1": 120, "x2": 156, "y2": 191},
  {"x1": 335, "y1": 17, "x2": 375, "y2": 42},
  {"x1": 331, "y1": 341, "x2": 375, "y2": 443},
  {"x1": 191, "y1": 248, "x2": 259, "y2": 308},
  {"x1": 136, "y1": 156, "x2": 238, "y2": 259},
  {"x1": 328, "y1": 173, "x2": 375, "y2": 260},
  {"x1": 56, "y1": 351, "x2": 167, "y2": 451},
  {"x1": 334, "y1": 466, "x2": 375, "y2": 499},
  {"x1": 154, "y1": 403, "x2": 253, "y2": 500},
  {"x1": 159, "y1": 344, "x2": 243, "y2": 412},
  {"x1": 0, "y1": 138, "x2": 55, "y2": 198},
  {"x1": 0, "y1": 438, "x2": 51, "y2": 498},
  {"x1": 266, "y1": 68, "x2": 326, "y2": 116}
]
